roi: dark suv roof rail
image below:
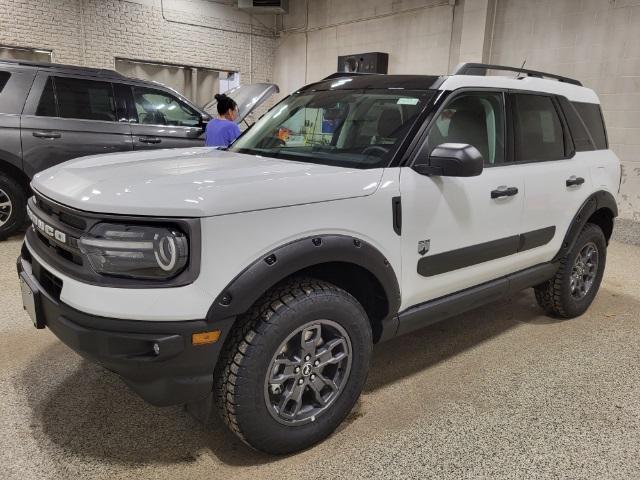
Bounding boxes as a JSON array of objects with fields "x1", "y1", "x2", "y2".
[
  {"x1": 0, "y1": 58, "x2": 125, "y2": 79},
  {"x1": 453, "y1": 62, "x2": 582, "y2": 86},
  {"x1": 322, "y1": 72, "x2": 380, "y2": 81}
]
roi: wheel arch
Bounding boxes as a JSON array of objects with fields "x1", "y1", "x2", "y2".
[
  {"x1": 0, "y1": 156, "x2": 31, "y2": 193},
  {"x1": 553, "y1": 190, "x2": 618, "y2": 262},
  {"x1": 208, "y1": 235, "x2": 401, "y2": 343}
]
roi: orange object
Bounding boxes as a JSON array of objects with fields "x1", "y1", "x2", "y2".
[{"x1": 192, "y1": 330, "x2": 221, "y2": 345}]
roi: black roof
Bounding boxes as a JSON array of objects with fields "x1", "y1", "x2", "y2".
[
  {"x1": 0, "y1": 58, "x2": 125, "y2": 80},
  {"x1": 297, "y1": 73, "x2": 442, "y2": 92}
]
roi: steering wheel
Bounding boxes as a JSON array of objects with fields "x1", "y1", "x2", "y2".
[{"x1": 362, "y1": 145, "x2": 390, "y2": 157}]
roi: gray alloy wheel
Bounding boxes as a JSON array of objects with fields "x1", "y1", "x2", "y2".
[
  {"x1": 264, "y1": 319, "x2": 352, "y2": 426},
  {"x1": 570, "y1": 241, "x2": 599, "y2": 299},
  {"x1": 0, "y1": 188, "x2": 12, "y2": 227}
]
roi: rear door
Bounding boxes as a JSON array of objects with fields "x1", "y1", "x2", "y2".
[
  {"x1": 509, "y1": 92, "x2": 593, "y2": 266},
  {"x1": 0, "y1": 66, "x2": 36, "y2": 174},
  {"x1": 126, "y1": 84, "x2": 205, "y2": 150},
  {"x1": 20, "y1": 73, "x2": 133, "y2": 177}
]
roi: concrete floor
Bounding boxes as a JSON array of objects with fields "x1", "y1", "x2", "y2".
[{"x1": 1, "y1": 234, "x2": 639, "y2": 480}]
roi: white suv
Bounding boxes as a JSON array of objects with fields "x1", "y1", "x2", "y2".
[{"x1": 17, "y1": 63, "x2": 620, "y2": 454}]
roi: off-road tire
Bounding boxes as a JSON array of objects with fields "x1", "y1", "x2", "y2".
[
  {"x1": 213, "y1": 277, "x2": 372, "y2": 455},
  {"x1": 0, "y1": 174, "x2": 28, "y2": 241},
  {"x1": 534, "y1": 223, "x2": 607, "y2": 318}
]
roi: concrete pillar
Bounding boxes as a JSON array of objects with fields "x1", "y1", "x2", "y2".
[{"x1": 454, "y1": 0, "x2": 497, "y2": 67}]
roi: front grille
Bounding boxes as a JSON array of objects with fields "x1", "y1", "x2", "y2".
[
  {"x1": 26, "y1": 193, "x2": 107, "y2": 284},
  {"x1": 25, "y1": 192, "x2": 202, "y2": 288},
  {"x1": 30, "y1": 193, "x2": 88, "y2": 266}
]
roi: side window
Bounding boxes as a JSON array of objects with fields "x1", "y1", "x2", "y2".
[
  {"x1": 426, "y1": 92, "x2": 505, "y2": 165},
  {"x1": 558, "y1": 96, "x2": 594, "y2": 152},
  {"x1": 113, "y1": 83, "x2": 134, "y2": 123},
  {"x1": 0, "y1": 71, "x2": 10, "y2": 93},
  {"x1": 132, "y1": 87, "x2": 200, "y2": 127},
  {"x1": 36, "y1": 77, "x2": 57, "y2": 117},
  {"x1": 54, "y1": 77, "x2": 116, "y2": 121},
  {"x1": 513, "y1": 94, "x2": 565, "y2": 162},
  {"x1": 573, "y1": 102, "x2": 608, "y2": 150}
]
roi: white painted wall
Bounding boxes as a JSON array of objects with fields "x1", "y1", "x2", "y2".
[
  {"x1": 489, "y1": 0, "x2": 640, "y2": 220},
  {"x1": 274, "y1": 0, "x2": 454, "y2": 97}
]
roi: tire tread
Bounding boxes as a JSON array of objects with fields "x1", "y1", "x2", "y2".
[{"x1": 213, "y1": 277, "x2": 344, "y2": 446}]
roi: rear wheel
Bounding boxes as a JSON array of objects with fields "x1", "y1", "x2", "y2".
[
  {"x1": 0, "y1": 174, "x2": 27, "y2": 240},
  {"x1": 213, "y1": 278, "x2": 372, "y2": 454},
  {"x1": 534, "y1": 223, "x2": 607, "y2": 318}
]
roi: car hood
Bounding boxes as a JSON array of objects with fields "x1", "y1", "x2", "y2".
[
  {"x1": 32, "y1": 148, "x2": 384, "y2": 217},
  {"x1": 203, "y1": 83, "x2": 279, "y2": 124}
]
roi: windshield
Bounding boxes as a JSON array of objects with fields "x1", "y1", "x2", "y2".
[{"x1": 230, "y1": 89, "x2": 434, "y2": 168}]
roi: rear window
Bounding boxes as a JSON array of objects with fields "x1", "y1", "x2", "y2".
[
  {"x1": 0, "y1": 71, "x2": 9, "y2": 93},
  {"x1": 54, "y1": 77, "x2": 116, "y2": 122},
  {"x1": 513, "y1": 93, "x2": 566, "y2": 162},
  {"x1": 573, "y1": 102, "x2": 608, "y2": 150}
]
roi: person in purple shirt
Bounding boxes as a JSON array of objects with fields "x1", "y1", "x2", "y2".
[{"x1": 204, "y1": 93, "x2": 241, "y2": 147}]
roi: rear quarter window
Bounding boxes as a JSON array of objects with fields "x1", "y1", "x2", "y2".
[
  {"x1": 572, "y1": 102, "x2": 608, "y2": 150},
  {"x1": 558, "y1": 97, "x2": 594, "y2": 152},
  {"x1": 0, "y1": 71, "x2": 10, "y2": 93}
]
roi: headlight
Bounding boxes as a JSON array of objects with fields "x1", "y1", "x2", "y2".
[{"x1": 79, "y1": 223, "x2": 189, "y2": 280}]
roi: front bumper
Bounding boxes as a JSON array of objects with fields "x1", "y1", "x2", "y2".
[{"x1": 17, "y1": 245, "x2": 234, "y2": 406}]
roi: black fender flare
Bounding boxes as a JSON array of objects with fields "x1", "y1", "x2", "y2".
[
  {"x1": 208, "y1": 234, "x2": 401, "y2": 324},
  {"x1": 553, "y1": 190, "x2": 618, "y2": 262}
]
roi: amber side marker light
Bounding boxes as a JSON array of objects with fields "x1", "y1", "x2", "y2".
[{"x1": 192, "y1": 330, "x2": 221, "y2": 345}]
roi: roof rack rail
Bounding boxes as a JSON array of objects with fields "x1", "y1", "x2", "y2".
[
  {"x1": 322, "y1": 72, "x2": 380, "y2": 81},
  {"x1": 0, "y1": 58, "x2": 125, "y2": 79},
  {"x1": 453, "y1": 63, "x2": 582, "y2": 86}
]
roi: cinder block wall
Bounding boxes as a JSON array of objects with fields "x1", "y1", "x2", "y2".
[
  {"x1": 488, "y1": 0, "x2": 640, "y2": 221},
  {"x1": 0, "y1": 0, "x2": 276, "y2": 86}
]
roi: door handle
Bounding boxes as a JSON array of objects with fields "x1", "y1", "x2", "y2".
[
  {"x1": 491, "y1": 186, "x2": 519, "y2": 199},
  {"x1": 566, "y1": 176, "x2": 585, "y2": 187},
  {"x1": 139, "y1": 136, "x2": 161, "y2": 144},
  {"x1": 32, "y1": 131, "x2": 61, "y2": 139}
]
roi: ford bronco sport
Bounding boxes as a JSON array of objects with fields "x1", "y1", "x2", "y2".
[{"x1": 17, "y1": 63, "x2": 620, "y2": 454}]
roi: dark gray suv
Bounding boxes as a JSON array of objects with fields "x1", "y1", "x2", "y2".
[{"x1": 0, "y1": 59, "x2": 212, "y2": 239}]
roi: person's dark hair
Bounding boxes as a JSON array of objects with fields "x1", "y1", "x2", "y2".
[{"x1": 215, "y1": 93, "x2": 237, "y2": 116}]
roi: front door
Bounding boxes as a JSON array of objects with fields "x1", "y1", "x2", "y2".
[
  {"x1": 126, "y1": 85, "x2": 205, "y2": 149},
  {"x1": 20, "y1": 73, "x2": 133, "y2": 177},
  {"x1": 399, "y1": 90, "x2": 527, "y2": 310}
]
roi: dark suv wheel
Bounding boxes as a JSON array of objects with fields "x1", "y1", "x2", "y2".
[
  {"x1": 0, "y1": 174, "x2": 27, "y2": 240},
  {"x1": 534, "y1": 223, "x2": 607, "y2": 318},
  {"x1": 213, "y1": 277, "x2": 372, "y2": 454}
]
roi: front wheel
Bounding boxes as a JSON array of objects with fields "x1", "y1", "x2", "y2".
[
  {"x1": 534, "y1": 223, "x2": 607, "y2": 318},
  {"x1": 213, "y1": 278, "x2": 372, "y2": 454},
  {"x1": 0, "y1": 174, "x2": 28, "y2": 240}
]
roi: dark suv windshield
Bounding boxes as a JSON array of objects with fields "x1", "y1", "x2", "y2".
[{"x1": 230, "y1": 89, "x2": 434, "y2": 168}]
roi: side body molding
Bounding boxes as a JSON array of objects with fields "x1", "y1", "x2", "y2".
[
  {"x1": 209, "y1": 235, "x2": 401, "y2": 336},
  {"x1": 552, "y1": 190, "x2": 618, "y2": 262}
]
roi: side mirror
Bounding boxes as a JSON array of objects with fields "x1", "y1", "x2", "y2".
[
  {"x1": 412, "y1": 143, "x2": 484, "y2": 177},
  {"x1": 199, "y1": 114, "x2": 211, "y2": 129}
]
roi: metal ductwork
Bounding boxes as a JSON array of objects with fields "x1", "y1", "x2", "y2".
[{"x1": 237, "y1": 0, "x2": 288, "y2": 14}]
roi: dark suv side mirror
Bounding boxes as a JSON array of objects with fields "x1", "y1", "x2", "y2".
[
  {"x1": 412, "y1": 143, "x2": 484, "y2": 177},
  {"x1": 199, "y1": 114, "x2": 211, "y2": 130}
]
